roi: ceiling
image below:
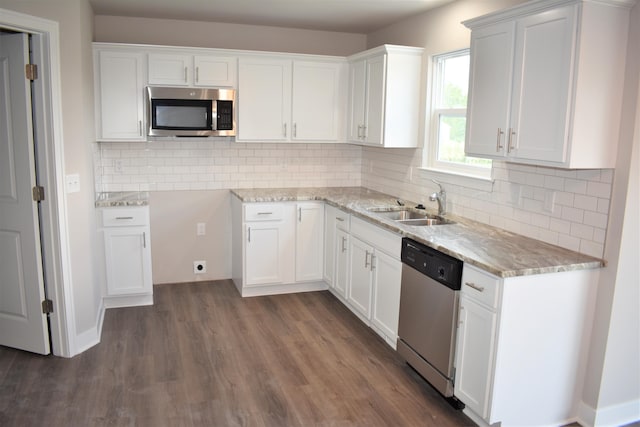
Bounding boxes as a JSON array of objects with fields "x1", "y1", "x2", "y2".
[{"x1": 89, "y1": 0, "x2": 456, "y2": 34}]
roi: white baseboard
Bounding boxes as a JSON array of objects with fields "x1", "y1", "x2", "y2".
[
  {"x1": 74, "y1": 299, "x2": 105, "y2": 355},
  {"x1": 578, "y1": 399, "x2": 640, "y2": 427},
  {"x1": 239, "y1": 281, "x2": 328, "y2": 297},
  {"x1": 103, "y1": 293, "x2": 153, "y2": 308}
]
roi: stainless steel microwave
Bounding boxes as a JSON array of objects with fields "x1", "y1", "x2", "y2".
[{"x1": 146, "y1": 86, "x2": 236, "y2": 137}]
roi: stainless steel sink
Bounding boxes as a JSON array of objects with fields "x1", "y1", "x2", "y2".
[{"x1": 367, "y1": 208, "x2": 454, "y2": 226}]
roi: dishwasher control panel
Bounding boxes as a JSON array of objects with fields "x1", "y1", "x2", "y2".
[{"x1": 401, "y1": 238, "x2": 463, "y2": 290}]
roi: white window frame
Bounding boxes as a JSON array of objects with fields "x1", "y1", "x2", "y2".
[{"x1": 424, "y1": 49, "x2": 492, "y2": 180}]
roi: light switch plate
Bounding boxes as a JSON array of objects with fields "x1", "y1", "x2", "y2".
[{"x1": 65, "y1": 174, "x2": 80, "y2": 193}]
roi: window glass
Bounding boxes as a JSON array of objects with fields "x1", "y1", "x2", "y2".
[{"x1": 427, "y1": 50, "x2": 491, "y2": 176}]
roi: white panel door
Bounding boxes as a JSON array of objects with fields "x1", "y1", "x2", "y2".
[
  {"x1": 237, "y1": 58, "x2": 292, "y2": 141},
  {"x1": 334, "y1": 229, "x2": 349, "y2": 299},
  {"x1": 292, "y1": 61, "x2": 341, "y2": 141},
  {"x1": 194, "y1": 55, "x2": 237, "y2": 87},
  {"x1": 454, "y1": 295, "x2": 498, "y2": 420},
  {"x1": 245, "y1": 222, "x2": 288, "y2": 286},
  {"x1": 465, "y1": 22, "x2": 515, "y2": 158},
  {"x1": 0, "y1": 32, "x2": 50, "y2": 355},
  {"x1": 347, "y1": 236, "x2": 373, "y2": 319},
  {"x1": 103, "y1": 227, "x2": 152, "y2": 296},
  {"x1": 295, "y1": 202, "x2": 324, "y2": 282},
  {"x1": 96, "y1": 50, "x2": 145, "y2": 140},
  {"x1": 363, "y1": 54, "x2": 386, "y2": 146},
  {"x1": 148, "y1": 53, "x2": 191, "y2": 85},
  {"x1": 510, "y1": 5, "x2": 575, "y2": 163},
  {"x1": 371, "y1": 250, "x2": 402, "y2": 342}
]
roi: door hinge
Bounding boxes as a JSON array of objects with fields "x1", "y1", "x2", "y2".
[
  {"x1": 32, "y1": 186, "x2": 45, "y2": 202},
  {"x1": 452, "y1": 367, "x2": 456, "y2": 383},
  {"x1": 25, "y1": 63, "x2": 38, "y2": 81},
  {"x1": 42, "y1": 299, "x2": 54, "y2": 314}
]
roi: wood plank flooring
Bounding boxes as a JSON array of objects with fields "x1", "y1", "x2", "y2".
[{"x1": 0, "y1": 280, "x2": 475, "y2": 426}]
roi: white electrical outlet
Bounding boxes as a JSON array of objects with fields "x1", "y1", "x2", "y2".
[
  {"x1": 193, "y1": 261, "x2": 207, "y2": 274},
  {"x1": 197, "y1": 222, "x2": 206, "y2": 236},
  {"x1": 114, "y1": 160, "x2": 123, "y2": 173},
  {"x1": 544, "y1": 191, "x2": 556, "y2": 213}
]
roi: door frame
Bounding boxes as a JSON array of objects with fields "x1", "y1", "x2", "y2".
[{"x1": 1, "y1": 8, "x2": 75, "y2": 357}]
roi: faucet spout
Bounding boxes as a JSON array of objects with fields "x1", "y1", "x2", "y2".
[{"x1": 429, "y1": 180, "x2": 447, "y2": 216}]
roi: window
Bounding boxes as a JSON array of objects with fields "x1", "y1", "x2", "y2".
[{"x1": 426, "y1": 50, "x2": 491, "y2": 178}]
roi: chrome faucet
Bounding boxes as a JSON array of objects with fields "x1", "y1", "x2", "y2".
[{"x1": 429, "y1": 179, "x2": 446, "y2": 216}]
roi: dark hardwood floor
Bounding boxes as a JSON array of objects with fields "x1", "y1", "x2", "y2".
[{"x1": 0, "y1": 280, "x2": 475, "y2": 426}]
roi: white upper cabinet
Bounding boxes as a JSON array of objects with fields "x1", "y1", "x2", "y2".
[
  {"x1": 148, "y1": 52, "x2": 236, "y2": 87},
  {"x1": 464, "y1": 0, "x2": 631, "y2": 168},
  {"x1": 347, "y1": 45, "x2": 423, "y2": 148},
  {"x1": 237, "y1": 57, "x2": 292, "y2": 141},
  {"x1": 237, "y1": 56, "x2": 345, "y2": 142},
  {"x1": 94, "y1": 49, "x2": 146, "y2": 141}
]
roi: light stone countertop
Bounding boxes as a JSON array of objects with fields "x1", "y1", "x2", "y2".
[
  {"x1": 95, "y1": 192, "x2": 149, "y2": 207},
  {"x1": 231, "y1": 186, "x2": 604, "y2": 278}
]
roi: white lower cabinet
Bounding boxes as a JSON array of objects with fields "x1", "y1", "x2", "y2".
[
  {"x1": 99, "y1": 206, "x2": 153, "y2": 308},
  {"x1": 454, "y1": 264, "x2": 600, "y2": 426},
  {"x1": 231, "y1": 198, "x2": 326, "y2": 297},
  {"x1": 345, "y1": 217, "x2": 402, "y2": 348}
]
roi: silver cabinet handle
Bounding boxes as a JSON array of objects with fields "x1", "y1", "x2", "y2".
[
  {"x1": 142, "y1": 231, "x2": 146, "y2": 248},
  {"x1": 195, "y1": 66, "x2": 199, "y2": 82},
  {"x1": 370, "y1": 254, "x2": 376, "y2": 271},
  {"x1": 283, "y1": 123, "x2": 287, "y2": 137},
  {"x1": 293, "y1": 123, "x2": 297, "y2": 138},
  {"x1": 298, "y1": 207, "x2": 302, "y2": 222},
  {"x1": 139, "y1": 120, "x2": 143, "y2": 136},
  {"x1": 257, "y1": 212, "x2": 273, "y2": 215},
  {"x1": 336, "y1": 217, "x2": 344, "y2": 222},
  {"x1": 364, "y1": 250, "x2": 370, "y2": 268},
  {"x1": 247, "y1": 227, "x2": 251, "y2": 242},
  {"x1": 361, "y1": 125, "x2": 367, "y2": 139},
  {"x1": 115, "y1": 216, "x2": 134, "y2": 220},
  {"x1": 184, "y1": 66, "x2": 188, "y2": 82},
  {"x1": 507, "y1": 128, "x2": 516, "y2": 153},
  {"x1": 496, "y1": 128, "x2": 504, "y2": 151},
  {"x1": 341, "y1": 236, "x2": 346, "y2": 252},
  {"x1": 465, "y1": 282, "x2": 485, "y2": 292}
]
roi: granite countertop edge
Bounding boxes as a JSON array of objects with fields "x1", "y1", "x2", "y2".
[
  {"x1": 95, "y1": 192, "x2": 150, "y2": 207},
  {"x1": 231, "y1": 187, "x2": 605, "y2": 278}
]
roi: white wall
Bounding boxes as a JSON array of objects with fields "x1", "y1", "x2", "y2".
[
  {"x1": 0, "y1": 0, "x2": 104, "y2": 352},
  {"x1": 580, "y1": 3, "x2": 640, "y2": 425},
  {"x1": 94, "y1": 15, "x2": 367, "y2": 56}
]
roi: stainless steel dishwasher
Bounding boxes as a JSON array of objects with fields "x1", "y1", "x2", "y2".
[{"x1": 397, "y1": 237, "x2": 463, "y2": 401}]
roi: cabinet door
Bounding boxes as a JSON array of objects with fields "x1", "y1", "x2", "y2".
[
  {"x1": 334, "y1": 229, "x2": 349, "y2": 299},
  {"x1": 237, "y1": 58, "x2": 292, "y2": 141},
  {"x1": 295, "y1": 202, "x2": 325, "y2": 282},
  {"x1": 148, "y1": 53, "x2": 191, "y2": 86},
  {"x1": 103, "y1": 226, "x2": 152, "y2": 296},
  {"x1": 347, "y1": 59, "x2": 367, "y2": 142},
  {"x1": 323, "y1": 205, "x2": 338, "y2": 285},
  {"x1": 194, "y1": 55, "x2": 237, "y2": 87},
  {"x1": 347, "y1": 236, "x2": 373, "y2": 319},
  {"x1": 371, "y1": 250, "x2": 402, "y2": 343},
  {"x1": 95, "y1": 50, "x2": 145, "y2": 141},
  {"x1": 454, "y1": 295, "x2": 498, "y2": 420},
  {"x1": 291, "y1": 61, "x2": 341, "y2": 141},
  {"x1": 363, "y1": 54, "x2": 386, "y2": 146},
  {"x1": 465, "y1": 22, "x2": 515, "y2": 158},
  {"x1": 245, "y1": 221, "x2": 294, "y2": 286},
  {"x1": 509, "y1": 5, "x2": 575, "y2": 163}
]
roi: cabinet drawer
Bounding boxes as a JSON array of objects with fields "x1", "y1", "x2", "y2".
[
  {"x1": 101, "y1": 207, "x2": 149, "y2": 227},
  {"x1": 244, "y1": 203, "x2": 284, "y2": 221},
  {"x1": 461, "y1": 264, "x2": 501, "y2": 309},
  {"x1": 350, "y1": 216, "x2": 400, "y2": 258},
  {"x1": 334, "y1": 209, "x2": 351, "y2": 231}
]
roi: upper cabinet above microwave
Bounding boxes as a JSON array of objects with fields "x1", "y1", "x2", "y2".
[
  {"x1": 148, "y1": 53, "x2": 237, "y2": 87},
  {"x1": 347, "y1": 45, "x2": 423, "y2": 148},
  {"x1": 464, "y1": 0, "x2": 632, "y2": 169}
]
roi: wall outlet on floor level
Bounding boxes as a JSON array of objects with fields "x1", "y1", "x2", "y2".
[{"x1": 193, "y1": 261, "x2": 207, "y2": 274}]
